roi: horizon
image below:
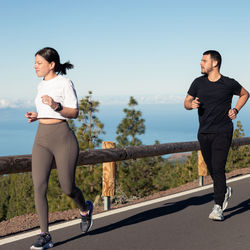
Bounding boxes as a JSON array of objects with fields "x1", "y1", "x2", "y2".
[
  {"x1": 1, "y1": 92, "x2": 249, "y2": 108},
  {"x1": 0, "y1": 103, "x2": 249, "y2": 156},
  {"x1": 0, "y1": 94, "x2": 185, "y2": 109}
]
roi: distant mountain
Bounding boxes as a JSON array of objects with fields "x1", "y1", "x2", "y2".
[{"x1": 167, "y1": 153, "x2": 191, "y2": 164}]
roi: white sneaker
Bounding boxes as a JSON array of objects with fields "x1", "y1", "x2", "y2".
[
  {"x1": 209, "y1": 204, "x2": 224, "y2": 221},
  {"x1": 222, "y1": 186, "x2": 232, "y2": 211}
]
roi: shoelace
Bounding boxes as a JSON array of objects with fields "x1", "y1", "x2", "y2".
[
  {"x1": 81, "y1": 213, "x2": 90, "y2": 221},
  {"x1": 37, "y1": 234, "x2": 49, "y2": 244}
]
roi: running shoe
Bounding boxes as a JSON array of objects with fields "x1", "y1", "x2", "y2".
[
  {"x1": 30, "y1": 233, "x2": 53, "y2": 249},
  {"x1": 209, "y1": 204, "x2": 224, "y2": 221},
  {"x1": 222, "y1": 186, "x2": 232, "y2": 211},
  {"x1": 80, "y1": 200, "x2": 94, "y2": 233}
]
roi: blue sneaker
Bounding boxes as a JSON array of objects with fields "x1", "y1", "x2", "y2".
[
  {"x1": 80, "y1": 200, "x2": 94, "y2": 233},
  {"x1": 30, "y1": 233, "x2": 53, "y2": 249}
]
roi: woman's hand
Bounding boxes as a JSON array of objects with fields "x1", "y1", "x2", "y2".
[
  {"x1": 25, "y1": 112, "x2": 38, "y2": 123},
  {"x1": 41, "y1": 95, "x2": 58, "y2": 110}
]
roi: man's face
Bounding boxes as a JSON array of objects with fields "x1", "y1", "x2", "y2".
[{"x1": 200, "y1": 54, "x2": 214, "y2": 74}]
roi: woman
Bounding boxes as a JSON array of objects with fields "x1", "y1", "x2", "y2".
[{"x1": 26, "y1": 47, "x2": 93, "y2": 249}]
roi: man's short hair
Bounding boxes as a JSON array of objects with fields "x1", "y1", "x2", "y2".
[{"x1": 203, "y1": 50, "x2": 222, "y2": 69}]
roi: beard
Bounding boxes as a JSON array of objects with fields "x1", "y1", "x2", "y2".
[{"x1": 201, "y1": 66, "x2": 212, "y2": 75}]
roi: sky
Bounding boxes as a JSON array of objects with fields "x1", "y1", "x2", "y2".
[{"x1": 0, "y1": 0, "x2": 250, "y2": 107}]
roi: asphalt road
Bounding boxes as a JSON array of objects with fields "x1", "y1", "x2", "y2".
[{"x1": 2, "y1": 175, "x2": 250, "y2": 250}]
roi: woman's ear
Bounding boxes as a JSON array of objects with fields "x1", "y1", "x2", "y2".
[{"x1": 50, "y1": 61, "x2": 55, "y2": 71}]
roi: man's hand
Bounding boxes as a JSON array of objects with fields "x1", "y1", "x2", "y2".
[
  {"x1": 228, "y1": 109, "x2": 237, "y2": 120},
  {"x1": 184, "y1": 94, "x2": 199, "y2": 110},
  {"x1": 191, "y1": 97, "x2": 200, "y2": 109}
]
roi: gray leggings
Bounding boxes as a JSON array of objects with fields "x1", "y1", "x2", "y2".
[{"x1": 32, "y1": 121, "x2": 86, "y2": 232}]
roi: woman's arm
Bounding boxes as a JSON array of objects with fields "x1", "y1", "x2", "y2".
[
  {"x1": 56, "y1": 106, "x2": 78, "y2": 119},
  {"x1": 41, "y1": 95, "x2": 78, "y2": 119}
]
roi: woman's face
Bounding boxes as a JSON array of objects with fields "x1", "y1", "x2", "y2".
[{"x1": 34, "y1": 54, "x2": 55, "y2": 78}]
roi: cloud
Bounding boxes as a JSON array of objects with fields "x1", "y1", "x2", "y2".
[
  {"x1": 95, "y1": 94, "x2": 184, "y2": 105},
  {"x1": 0, "y1": 99, "x2": 34, "y2": 109},
  {"x1": 0, "y1": 94, "x2": 184, "y2": 109},
  {"x1": 0, "y1": 99, "x2": 10, "y2": 108}
]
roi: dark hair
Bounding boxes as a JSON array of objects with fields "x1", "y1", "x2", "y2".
[
  {"x1": 35, "y1": 47, "x2": 74, "y2": 75},
  {"x1": 203, "y1": 50, "x2": 222, "y2": 69}
]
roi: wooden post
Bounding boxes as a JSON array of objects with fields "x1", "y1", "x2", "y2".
[
  {"x1": 102, "y1": 141, "x2": 116, "y2": 210},
  {"x1": 198, "y1": 150, "x2": 207, "y2": 186}
]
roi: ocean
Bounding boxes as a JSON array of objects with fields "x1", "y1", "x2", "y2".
[{"x1": 0, "y1": 104, "x2": 249, "y2": 157}]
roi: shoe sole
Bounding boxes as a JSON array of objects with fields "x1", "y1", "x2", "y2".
[
  {"x1": 209, "y1": 216, "x2": 224, "y2": 221},
  {"x1": 30, "y1": 241, "x2": 54, "y2": 250},
  {"x1": 81, "y1": 201, "x2": 94, "y2": 233},
  {"x1": 86, "y1": 201, "x2": 94, "y2": 232},
  {"x1": 209, "y1": 214, "x2": 224, "y2": 221},
  {"x1": 222, "y1": 186, "x2": 232, "y2": 211},
  {"x1": 87, "y1": 219, "x2": 93, "y2": 232}
]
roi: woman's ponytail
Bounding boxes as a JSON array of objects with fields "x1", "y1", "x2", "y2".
[{"x1": 57, "y1": 61, "x2": 74, "y2": 75}]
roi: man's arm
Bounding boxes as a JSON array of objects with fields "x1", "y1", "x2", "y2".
[
  {"x1": 235, "y1": 87, "x2": 249, "y2": 112},
  {"x1": 184, "y1": 94, "x2": 200, "y2": 110},
  {"x1": 228, "y1": 87, "x2": 249, "y2": 120}
]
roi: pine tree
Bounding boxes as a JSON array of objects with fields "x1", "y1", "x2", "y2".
[
  {"x1": 180, "y1": 151, "x2": 198, "y2": 182},
  {"x1": 68, "y1": 119, "x2": 77, "y2": 133},
  {"x1": 116, "y1": 96, "x2": 145, "y2": 147},
  {"x1": 232, "y1": 120, "x2": 245, "y2": 138},
  {"x1": 76, "y1": 91, "x2": 105, "y2": 150},
  {"x1": 6, "y1": 173, "x2": 35, "y2": 220},
  {"x1": 226, "y1": 120, "x2": 250, "y2": 171},
  {"x1": 74, "y1": 91, "x2": 104, "y2": 197},
  {"x1": 0, "y1": 175, "x2": 11, "y2": 221},
  {"x1": 115, "y1": 97, "x2": 161, "y2": 198}
]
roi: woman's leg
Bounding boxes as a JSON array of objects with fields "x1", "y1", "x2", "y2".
[
  {"x1": 53, "y1": 127, "x2": 87, "y2": 212},
  {"x1": 32, "y1": 142, "x2": 53, "y2": 233}
]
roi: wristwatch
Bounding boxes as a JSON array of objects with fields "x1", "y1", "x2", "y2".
[
  {"x1": 54, "y1": 102, "x2": 63, "y2": 112},
  {"x1": 233, "y1": 108, "x2": 239, "y2": 114}
]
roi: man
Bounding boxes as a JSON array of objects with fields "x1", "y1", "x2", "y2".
[{"x1": 184, "y1": 50, "x2": 249, "y2": 221}]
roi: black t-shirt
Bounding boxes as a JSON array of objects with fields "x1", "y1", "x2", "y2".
[{"x1": 188, "y1": 75, "x2": 242, "y2": 133}]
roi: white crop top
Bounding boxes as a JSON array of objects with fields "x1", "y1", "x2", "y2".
[{"x1": 35, "y1": 75, "x2": 78, "y2": 119}]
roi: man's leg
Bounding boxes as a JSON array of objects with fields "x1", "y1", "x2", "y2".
[
  {"x1": 210, "y1": 132, "x2": 232, "y2": 207},
  {"x1": 198, "y1": 133, "x2": 213, "y2": 179}
]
